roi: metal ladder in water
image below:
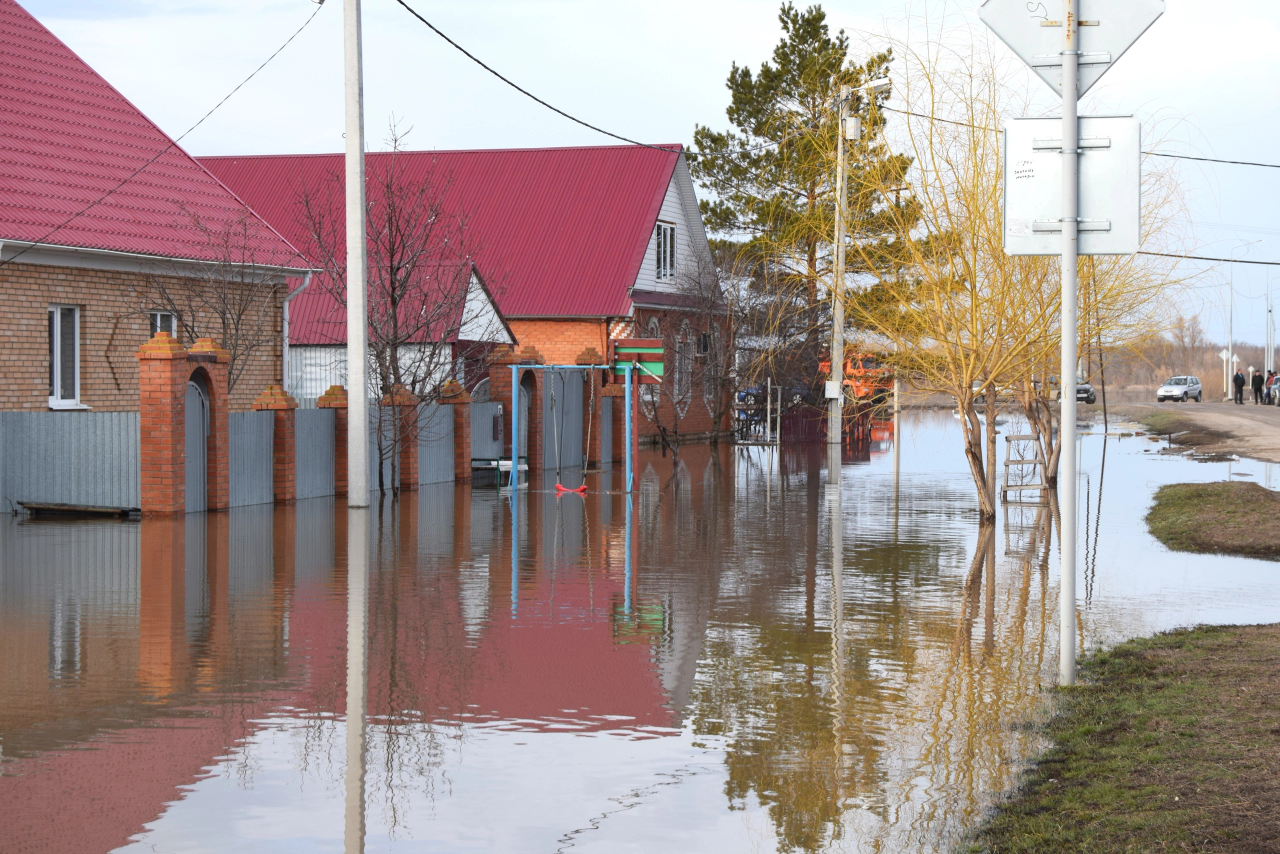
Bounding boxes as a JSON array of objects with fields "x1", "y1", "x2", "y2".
[{"x1": 1001, "y1": 433, "x2": 1048, "y2": 503}]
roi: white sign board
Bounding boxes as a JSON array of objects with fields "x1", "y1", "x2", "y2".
[
  {"x1": 978, "y1": 0, "x2": 1164, "y2": 97},
  {"x1": 1003, "y1": 115, "x2": 1140, "y2": 256}
]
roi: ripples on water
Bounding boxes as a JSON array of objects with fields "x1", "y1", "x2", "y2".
[{"x1": 3, "y1": 411, "x2": 1280, "y2": 853}]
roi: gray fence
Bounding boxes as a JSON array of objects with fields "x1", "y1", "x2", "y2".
[
  {"x1": 543, "y1": 369, "x2": 584, "y2": 471},
  {"x1": 0, "y1": 411, "x2": 141, "y2": 511},
  {"x1": 229, "y1": 411, "x2": 274, "y2": 508},
  {"x1": 419, "y1": 403, "x2": 454, "y2": 485},
  {"x1": 295, "y1": 409, "x2": 335, "y2": 499}
]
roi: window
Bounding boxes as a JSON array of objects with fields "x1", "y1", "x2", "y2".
[
  {"x1": 674, "y1": 321, "x2": 693, "y2": 405},
  {"x1": 48, "y1": 305, "x2": 81, "y2": 408},
  {"x1": 149, "y1": 311, "x2": 176, "y2": 337},
  {"x1": 698, "y1": 331, "x2": 711, "y2": 355},
  {"x1": 655, "y1": 223, "x2": 676, "y2": 281}
]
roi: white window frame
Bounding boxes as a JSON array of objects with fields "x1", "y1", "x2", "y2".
[
  {"x1": 48, "y1": 305, "x2": 87, "y2": 410},
  {"x1": 655, "y1": 222, "x2": 676, "y2": 282},
  {"x1": 149, "y1": 310, "x2": 177, "y2": 338}
]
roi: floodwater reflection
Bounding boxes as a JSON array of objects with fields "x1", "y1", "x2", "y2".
[{"x1": 5, "y1": 412, "x2": 1280, "y2": 852}]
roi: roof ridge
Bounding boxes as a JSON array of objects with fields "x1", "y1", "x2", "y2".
[{"x1": 196, "y1": 143, "x2": 685, "y2": 160}]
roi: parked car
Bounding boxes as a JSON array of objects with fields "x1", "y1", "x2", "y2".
[
  {"x1": 1156, "y1": 375, "x2": 1202, "y2": 403},
  {"x1": 1053, "y1": 379, "x2": 1097, "y2": 404}
]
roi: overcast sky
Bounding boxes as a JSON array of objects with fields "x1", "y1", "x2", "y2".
[{"x1": 23, "y1": 0, "x2": 1280, "y2": 347}]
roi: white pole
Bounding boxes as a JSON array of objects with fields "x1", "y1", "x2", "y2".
[
  {"x1": 1058, "y1": 0, "x2": 1079, "y2": 687},
  {"x1": 345, "y1": 0, "x2": 369, "y2": 506},
  {"x1": 829, "y1": 85, "x2": 850, "y2": 449},
  {"x1": 766, "y1": 377, "x2": 772, "y2": 445}
]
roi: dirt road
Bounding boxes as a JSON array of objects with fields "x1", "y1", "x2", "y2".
[{"x1": 1112, "y1": 399, "x2": 1280, "y2": 463}]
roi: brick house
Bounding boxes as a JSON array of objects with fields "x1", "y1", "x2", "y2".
[
  {"x1": 0, "y1": 0, "x2": 308, "y2": 415},
  {"x1": 201, "y1": 145, "x2": 730, "y2": 443}
]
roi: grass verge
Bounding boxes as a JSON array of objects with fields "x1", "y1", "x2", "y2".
[
  {"x1": 1147, "y1": 481, "x2": 1280, "y2": 560},
  {"x1": 967, "y1": 625, "x2": 1280, "y2": 853}
]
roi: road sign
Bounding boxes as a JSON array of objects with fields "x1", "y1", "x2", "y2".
[
  {"x1": 1003, "y1": 115, "x2": 1140, "y2": 255},
  {"x1": 978, "y1": 0, "x2": 1164, "y2": 96}
]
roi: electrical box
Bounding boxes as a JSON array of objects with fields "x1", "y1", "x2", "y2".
[{"x1": 824, "y1": 381, "x2": 841, "y2": 400}]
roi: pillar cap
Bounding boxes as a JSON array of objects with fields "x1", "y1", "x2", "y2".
[
  {"x1": 575, "y1": 347, "x2": 604, "y2": 366},
  {"x1": 516, "y1": 345, "x2": 545, "y2": 365},
  {"x1": 136, "y1": 331, "x2": 186, "y2": 360},
  {"x1": 187, "y1": 337, "x2": 230, "y2": 363},
  {"x1": 317, "y1": 384, "x2": 349, "y2": 409},
  {"x1": 252, "y1": 384, "x2": 299, "y2": 410},
  {"x1": 439, "y1": 378, "x2": 471, "y2": 404},
  {"x1": 488, "y1": 344, "x2": 518, "y2": 366},
  {"x1": 381, "y1": 383, "x2": 418, "y2": 407}
]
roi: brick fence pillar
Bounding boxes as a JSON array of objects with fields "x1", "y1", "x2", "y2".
[
  {"x1": 253, "y1": 384, "x2": 299, "y2": 503},
  {"x1": 187, "y1": 338, "x2": 230, "y2": 512},
  {"x1": 317, "y1": 385, "x2": 349, "y2": 497},
  {"x1": 381, "y1": 384, "x2": 419, "y2": 491},
  {"x1": 439, "y1": 379, "x2": 472, "y2": 483},
  {"x1": 516, "y1": 346, "x2": 545, "y2": 474},
  {"x1": 137, "y1": 333, "x2": 189, "y2": 515},
  {"x1": 576, "y1": 347, "x2": 605, "y2": 468}
]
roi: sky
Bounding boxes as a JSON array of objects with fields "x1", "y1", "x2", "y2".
[{"x1": 21, "y1": 0, "x2": 1280, "y2": 347}]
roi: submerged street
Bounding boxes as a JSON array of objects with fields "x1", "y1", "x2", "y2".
[{"x1": 4, "y1": 411, "x2": 1280, "y2": 852}]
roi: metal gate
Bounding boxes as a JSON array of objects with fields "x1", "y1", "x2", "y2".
[
  {"x1": 185, "y1": 377, "x2": 208, "y2": 513},
  {"x1": 470, "y1": 401, "x2": 504, "y2": 461},
  {"x1": 229, "y1": 411, "x2": 274, "y2": 507},
  {"x1": 419, "y1": 403, "x2": 455, "y2": 485},
  {"x1": 295, "y1": 409, "x2": 335, "y2": 499},
  {"x1": 542, "y1": 369, "x2": 584, "y2": 471}
]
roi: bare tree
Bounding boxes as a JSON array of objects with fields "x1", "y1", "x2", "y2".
[
  {"x1": 135, "y1": 211, "x2": 297, "y2": 393},
  {"x1": 298, "y1": 125, "x2": 506, "y2": 492}
]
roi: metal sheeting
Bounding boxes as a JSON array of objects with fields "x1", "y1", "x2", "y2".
[
  {"x1": 0, "y1": 411, "x2": 141, "y2": 511},
  {"x1": 419, "y1": 404, "x2": 454, "y2": 486},
  {"x1": 543, "y1": 369, "x2": 584, "y2": 472},
  {"x1": 600, "y1": 397, "x2": 613, "y2": 466},
  {"x1": 470, "y1": 401, "x2": 503, "y2": 461},
  {"x1": 295, "y1": 409, "x2": 335, "y2": 499},
  {"x1": 229, "y1": 411, "x2": 274, "y2": 508}
]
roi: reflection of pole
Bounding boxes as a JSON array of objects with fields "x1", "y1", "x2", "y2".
[
  {"x1": 344, "y1": 0, "x2": 369, "y2": 506},
  {"x1": 1057, "y1": 0, "x2": 1079, "y2": 687},
  {"x1": 828, "y1": 85, "x2": 850, "y2": 449},
  {"x1": 827, "y1": 478, "x2": 846, "y2": 776},
  {"x1": 344, "y1": 508, "x2": 369, "y2": 854},
  {"x1": 624, "y1": 493, "x2": 633, "y2": 616}
]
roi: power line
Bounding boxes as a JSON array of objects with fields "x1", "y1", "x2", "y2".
[
  {"x1": 1, "y1": 2, "x2": 324, "y2": 269},
  {"x1": 392, "y1": 0, "x2": 673, "y2": 153},
  {"x1": 880, "y1": 106, "x2": 1280, "y2": 169},
  {"x1": 1140, "y1": 251, "x2": 1280, "y2": 267}
]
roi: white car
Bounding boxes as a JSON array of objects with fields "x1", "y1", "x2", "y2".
[{"x1": 1156, "y1": 375, "x2": 1202, "y2": 402}]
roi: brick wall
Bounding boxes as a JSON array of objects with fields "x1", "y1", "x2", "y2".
[
  {"x1": 0, "y1": 261, "x2": 284, "y2": 412},
  {"x1": 507, "y1": 319, "x2": 610, "y2": 367}
]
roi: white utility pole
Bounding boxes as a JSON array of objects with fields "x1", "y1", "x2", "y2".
[
  {"x1": 344, "y1": 0, "x2": 369, "y2": 505},
  {"x1": 828, "y1": 84, "x2": 851, "y2": 449},
  {"x1": 1056, "y1": 0, "x2": 1080, "y2": 686}
]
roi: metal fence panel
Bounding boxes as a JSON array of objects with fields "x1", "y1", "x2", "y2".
[
  {"x1": 600, "y1": 397, "x2": 613, "y2": 466},
  {"x1": 229, "y1": 411, "x2": 274, "y2": 508},
  {"x1": 0, "y1": 412, "x2": 141, "y2": 511},
  {"x1": 295, "y1": 409, "x2": 335, "y2": 499},
  {"x1": 469, "y1": 401, "x2": 503, "y2": 461},
  {"x1": 419, "y1": 403, "x2": 454, "y2": 485},
  {"x1": 542, "y1": 369, "x2": 584, "y2": 471}
]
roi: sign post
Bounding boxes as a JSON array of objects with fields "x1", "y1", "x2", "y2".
[{"x1": 981, "y1": 0, "x2": 1163, "y2": 685}]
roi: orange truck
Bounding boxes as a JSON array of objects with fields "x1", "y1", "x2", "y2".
[{"x1": 818, "y1": 352, "x2": 895, "y2": 404}]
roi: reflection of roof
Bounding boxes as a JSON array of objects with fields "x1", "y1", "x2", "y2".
[
  {"x1": 0, "y1": 0, "x2": 303, "y2": 267},
  {"x1": 200, "y1": 146, "x2": 682, "y2": 326}
]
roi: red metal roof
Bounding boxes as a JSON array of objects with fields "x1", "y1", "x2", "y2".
[
  {"x1": 200, "y1": 145, "x2": 680, "y2": 341},
  {"x1": 0, "y1": 0, "x2": 303, "y2": 266}
]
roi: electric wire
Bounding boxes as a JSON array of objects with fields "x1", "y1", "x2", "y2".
[
  {"x1": 392, "y1": 0, "x2": 674, "y2": 152},
  {"x1": 1139, "y1": 251, "x2": 1280, "y2": 267},
  {"x1": 0, "y1": 1, "x2": 324, "y2": 270}
]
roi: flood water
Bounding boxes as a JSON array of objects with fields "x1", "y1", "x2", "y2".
[{"x1": 4, "y1": 410, "x2": 1280, "y2": 853}]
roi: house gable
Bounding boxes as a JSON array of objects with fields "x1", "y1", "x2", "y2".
[{"x1": 629, "y1": 153, "x2": 715, "y2": 301}]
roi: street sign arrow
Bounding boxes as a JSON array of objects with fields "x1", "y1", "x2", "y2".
[{"x1": 978, "y1": 0, "x2": 1164, "y2": 96}]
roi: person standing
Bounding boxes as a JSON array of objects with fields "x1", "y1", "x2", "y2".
[
  {"x1": 1234, "y1": 369, "x2": 1246, "y2": 404},
  {"x1": 1253, "y1": 369, "x2": 1265, "y2": 404}
]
